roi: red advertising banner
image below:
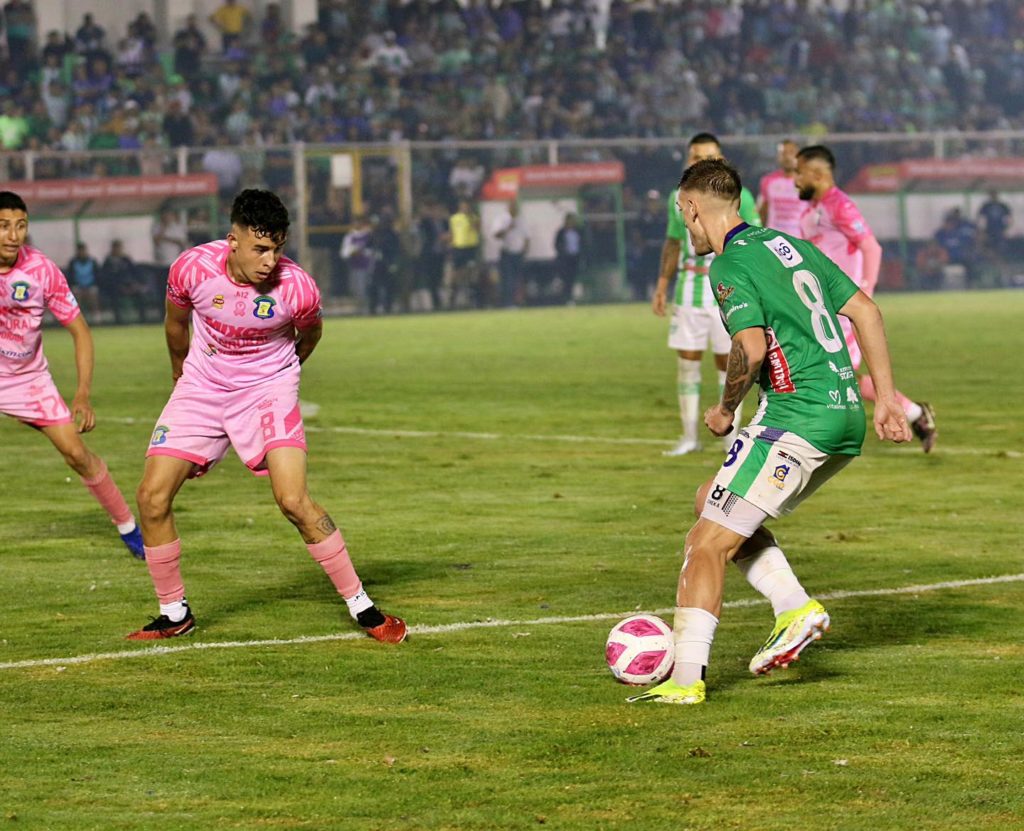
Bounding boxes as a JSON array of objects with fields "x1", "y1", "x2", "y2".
[
  {"x1": 482, "y1": 162, "x2": 625, "y2": 200},
  {"x1": 6, "y1": 174, "x2": 219, "y2": 203},
  {"x1": 848, "y1": 158, "x2": 1024, "y2": 192}
]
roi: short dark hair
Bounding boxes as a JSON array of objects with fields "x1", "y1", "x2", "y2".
[
  {"x1": 230, "y1": 189, "x2": 289, "y2": 241},
  {"x1": 797, "y1": 145, "x2": 836, "y2": 170},
  {"x1": 0, "y1": 191, "x2": 28, "y2": 213},
  {"x1": 688, "y1": 132, "x2": 720, "y2": 148},
  {"x1": 678, "y1": 158, "x2": 742, "y2": 201}
]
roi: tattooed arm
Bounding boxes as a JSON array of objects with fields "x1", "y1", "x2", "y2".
[{"x1": 705, "y1": 327, "x2": 766, "y2": 437}]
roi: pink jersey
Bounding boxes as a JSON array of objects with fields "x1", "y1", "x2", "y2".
[
  {"x1": 757, "y1": 169, "x2": 804, "y2": 237},
  {"x1": 799, "y1": 186, "x2": 872, "y2": 288},
  {"x1": 168, "y1": 240, "x2": 322, "y2": 390},
  {"x1": 0, "y1": 245, "x2": 81, "y2": 376}
]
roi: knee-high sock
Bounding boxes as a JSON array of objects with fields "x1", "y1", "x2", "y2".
[
  {"x1": 670, "y1": 607, "x2": 719, "y2": 686},
  {"x1": 677, "y1": 358, "x2": 701, "y2": 441},
  {"x1": 145, "y1": 539, "x2": 185, "y2": 604},
  {"x1": 307, "y1": 530, "x2": 362, "y2": 600},
  {"x1": 717, "y1": 369, "x2": 742, "y2": 448},
  {"x1": 734, "y1": 545, "x2": 809, "y2": 617},
  {"x1": 80, "y1": 460, "x2": 133, "y2": 526},
  {"x1": 857, "y1": 375, "x2": 922, "y2": 421}
]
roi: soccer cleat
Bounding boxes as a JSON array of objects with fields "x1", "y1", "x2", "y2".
[
  {"x1": 749, "y1": 599, "x2": 830, "y2": 676},
  {"x1": 120, "y1": 526, "x2": 146, "y2": 560},
  {"x1": 363, "y1": 613, "x2": 408, "y2": 644},
  {"x1": 626, "y1": 679, "x2": 706, "y2": 705},
  {"x1": 125, "y1": 609, "x2": 196, "y2": 640},
  {"x1": 663, "y1": 437, "x2": 702, "y2": 457},
  {"x1": 911, "y1": 402, "x2": 938, "y2": 453}
]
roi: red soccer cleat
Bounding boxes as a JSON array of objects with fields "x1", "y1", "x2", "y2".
[
  {"x1": 126, "y1": 610, "x2": 196, "y2": 640},
  {"x1": 363, "y1": 613, "x2": 408, "y2": 644}
]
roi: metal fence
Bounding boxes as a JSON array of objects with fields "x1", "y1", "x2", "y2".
[{"x1": 3, "y1": 129, "x2": 1022, "y2": 320}]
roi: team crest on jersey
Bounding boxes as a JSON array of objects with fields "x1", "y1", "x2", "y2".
[
  {"x1": 716, "y1": 282, "x2": 735, "y2": 303},
  {"x1": 150, "y1": 424, "x2": 170, "y2": 446},
  {"x1": 770, "y1": 464, "x2": 790, "y2": 489},
  {"x1": 10, "y1": 281, "x2": 30, "y2": 302},
  {"x1": 253, "y1": 295, "x2": 276, "y2": 319},
  {"x1": 212, "y1": 294, "x2": 225, "y2": 309}
]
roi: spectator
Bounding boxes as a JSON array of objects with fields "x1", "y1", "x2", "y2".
[
  {"x1": 4, "y1": 0, "x2": 36, "y2": 66},
  {"x1": 491, "y1": 200, "x2": 530, "y2": 307},
  {"x1": 448, "y1": 156, "x2": 485, "y2": 200},
  {"x1": 0, "y1": 100, "x2": 30, "y2": 149},
  {"x1": 340, "y1": 212, "x2": 375, "y2": 313},
  {"x1": 73, "y1": 13, "x2": 106, "y2": 59},
  {"x1": 201, "y1": 136, "x2": 244, "y2": 196},
  {"x1": 447, "y1": 198, "x2": 481, "y2": 309},
  {"x1": 914, "y1": 238, "x2": 949, "y2": 291},
  {"x1": 370, "y1": 209, "x2": 402, "y2": 314},
  {"x1": 553, "y1": 212, "x2": 582, "y2": 305},
  {"x1": 934, "y1": 208, "x2": 978, "y2": 286},
  {"x1": 172, "y1": 15, "x2": 207, "y2": 81},
  {"x1": 162, "y1": 98, "x2": 194, "y2": 147},
  {"x1": 977, "y1": 190, "x2": 1013, "y2": 260},
  {"x1": 66, "y1": 241, "x2": 101, "y2": 316},
  {"x1": 152, "y1": 209, "x2": 188, "y2": 267},
  {"x1": 632, "y1": 189, "x2": 664, "y2": 301},
  {"x1": 414, "y1": 199, "x2": 447, "y2": 312},
  {"x1": 209, "y1": 0, "x2": 252, "y2": 52},
  {"x1": 99, "y1": 239, "x2": 149, "y2": 324}
]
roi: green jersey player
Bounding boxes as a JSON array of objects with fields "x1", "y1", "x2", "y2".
[
  {"x1": 630, "y1": 158, "x2": 912, "y2": 706},
  {"x1": 653, "y1": 132, "x2": 761, "y2": 458}
]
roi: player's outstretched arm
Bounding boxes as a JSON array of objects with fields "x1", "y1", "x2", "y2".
[
  {"x1": 652, "y1": 237, "x2": 680, "y2": 316},
  {"x1": 705, "y1": 327, "x2": 765, "y2": 437},
  {"x1": 65, "y1": 314, "x2": 96, "y2": 433},
  {"x1": 295, "y1": 320, "x2": 323, "y2": 365},
  {"x1": 856, "y1": 234, "x2": 883, "y2": 296},
  {"x1": 839, "y1": 291, "x2": 912, "y2": 444},
  {"x1": 164, "y1": 300, "x2": 191, "y2": 383}
]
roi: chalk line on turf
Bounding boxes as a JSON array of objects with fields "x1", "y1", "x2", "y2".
[
  {"x1": 2, "y1": 573, "x2": 1022, "y2": 672},
  {"x1": 108, "y1": 418, "x2": 1006, "y2": 454}
]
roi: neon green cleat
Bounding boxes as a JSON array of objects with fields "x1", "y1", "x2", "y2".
[
  {"x1": 626, "y1": 679, "x2": 706, "y2": 705},
  {"x1": 749, "y1": 599, "x2": 830, "y2": 676}
]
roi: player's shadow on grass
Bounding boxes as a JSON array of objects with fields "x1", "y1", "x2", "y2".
[
  {"x1": 711, "y1": 592, "x2": 988, "y2": 694},
  {"x1": 194, "y1": 558, "x2": 434, "y2": 628}
]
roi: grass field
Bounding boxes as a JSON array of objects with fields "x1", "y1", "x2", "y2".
[{"x1": 1, "y1": 291, "x2": 1022, "y2": 830}]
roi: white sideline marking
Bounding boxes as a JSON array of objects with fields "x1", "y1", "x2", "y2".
[
  {"x1": 110, "y1": 417, "x2": 1007, "y2": 454},
  {"x1": 2, "y1": 573, "x2": 1022, "y2": 673}
]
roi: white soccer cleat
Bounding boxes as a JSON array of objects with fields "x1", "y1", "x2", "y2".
[{"x1": 663, "y1": 437, "x2": 702, "y2": 457}]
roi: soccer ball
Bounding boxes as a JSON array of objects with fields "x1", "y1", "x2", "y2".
[{"x1": 605, "y1": 614, "x2": 674, "y2": 686}]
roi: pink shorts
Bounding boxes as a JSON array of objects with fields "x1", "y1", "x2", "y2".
[
  {"x1": 0, "y1": 369, "x2": 73, "y2": 427},
  {"x1": 146, "y1": 371, "x2": 306, "y2": 477}
]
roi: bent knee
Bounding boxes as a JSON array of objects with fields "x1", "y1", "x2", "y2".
[
  {"x1": 136, "y1": 480, "x2": 173, "y2": 519},
  {"x1": 274, "y1": 490, "x2": 313, "y2": 524}
]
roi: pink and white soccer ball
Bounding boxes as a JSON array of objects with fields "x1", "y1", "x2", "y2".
[{"x1": 605, "y1": 614, "x2": 674, "y2": 686}]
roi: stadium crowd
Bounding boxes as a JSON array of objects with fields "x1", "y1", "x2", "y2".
[
  {"x1": 1, "y1": 0, "x2": 1020, "y2": 315},
  {"x1": 1, "y1": 0, "x2": 1023, "y2": 163}
]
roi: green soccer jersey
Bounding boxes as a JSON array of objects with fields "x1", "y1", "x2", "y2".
[
  {"x1": 710, "y1": 224, "x2": 866, "y2": 456},
  {"x1": 667, "y1": 187, "x2": 760, "y2": 308}
]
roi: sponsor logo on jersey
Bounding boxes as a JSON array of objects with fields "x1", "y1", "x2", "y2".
[
  {"x1": 770, "y1": 464, "x2": 790, "y2": 489},
  {"x1": 212, "y1": 294, "x2": 225, "y2": 309},
  {"x1": 253, "y1": 295, "x2": 276, "y2": 319},
  {"x1": 764, "y1": 236, "x2": 804, "y2": 267},
  {"x1": 828, "y1": 360, "x2": 855, "y2": 380},
  {"x1": 716, "y1": 282, "x2": 735, "y2": 303},
  {"x1": 10, "y1": 281, "x2": 30, "y2": 302},
  {"x1": 725, "y1": 302, "x2": 749, "y2": 320},
  {"x1": 150, "y1": 424, "x2": 170, "y2": 446},
  {"x1": 776, "y1": 449, "x2": 803, "y2": 468},
  {"x1": 765, "y1": 327, "x2": 796, "y2": 393},
  {"x1": 827, "y1": 389, "x2": 847, "y2": 410}
]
